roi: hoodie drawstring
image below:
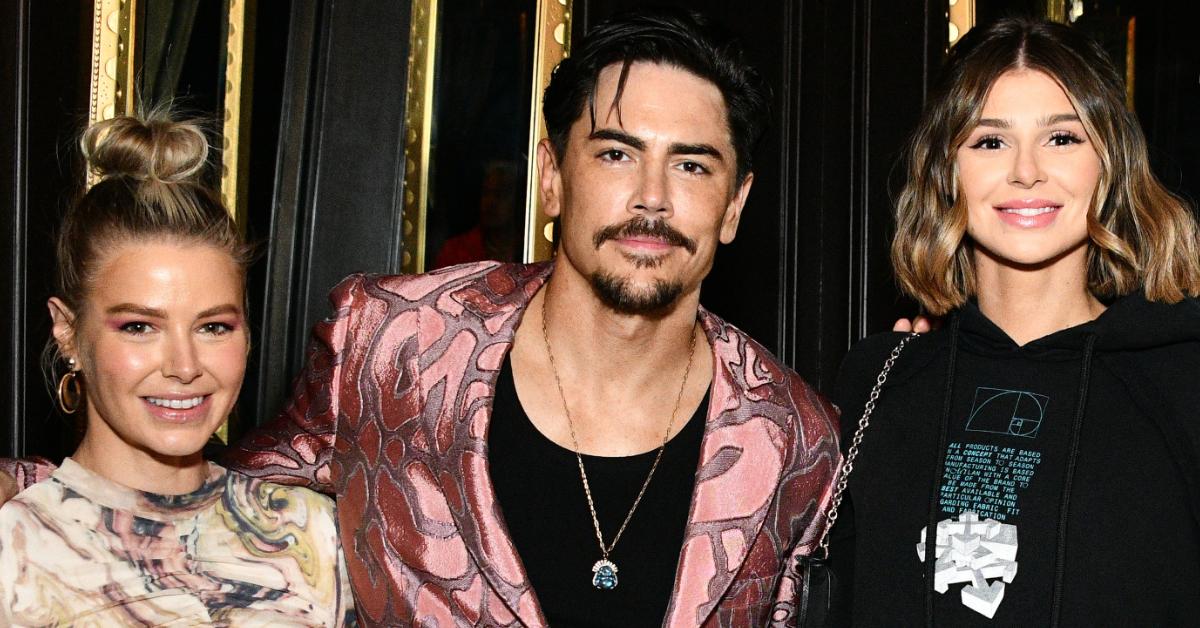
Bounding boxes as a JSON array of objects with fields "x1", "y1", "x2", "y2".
[
  {"x1": 1048, "y1": 333, "x2": 1096, "y2": 627},
  {"x1": 923, "y1": 315, "x2": 962, "y2": 628}
]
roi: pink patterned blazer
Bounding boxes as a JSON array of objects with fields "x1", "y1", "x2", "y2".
[{"x1": 13, "y1": 261, "x2": 840, "y2": 626}]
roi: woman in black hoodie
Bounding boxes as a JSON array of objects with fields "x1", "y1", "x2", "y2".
[{"x1": 828, "y1": 17, "x2": 1200, "y2": 627}]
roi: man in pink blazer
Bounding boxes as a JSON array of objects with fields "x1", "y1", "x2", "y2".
[{"x1": 3, "y1": 9, "x2": 839, "y2": 626}]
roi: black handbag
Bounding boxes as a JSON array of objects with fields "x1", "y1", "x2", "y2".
[
  {"x1": 794, "y1": 333, "x2": 918, "y2": 628},
  {"x1": 794, "y1": 553, "x2": 838, "y2": 626}
]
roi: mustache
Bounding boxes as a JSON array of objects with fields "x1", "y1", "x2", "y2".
[{"x1": 592, "y1": 218, "x2": 698, "y2": 255}]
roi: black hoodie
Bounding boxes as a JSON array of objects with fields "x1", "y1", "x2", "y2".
[{"x1": 828, "y1": 293, "x2": 1200, "y2": 626}]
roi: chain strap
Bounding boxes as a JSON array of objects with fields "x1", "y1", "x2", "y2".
[{"x1": 815, "y1": 332, "x2": 919, "y2": 557}]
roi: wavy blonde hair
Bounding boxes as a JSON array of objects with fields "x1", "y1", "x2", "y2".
[{"x1": 893, "y1": 17, "x2": 1200, "y2": 315}]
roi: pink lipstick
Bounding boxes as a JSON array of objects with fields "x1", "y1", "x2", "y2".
[
  {"x1": 141, "y1": 394, "x2": 212, "y2": 424},
  {"x1": 994, "y1": 198, "x2": 1062, "y2": 229}
]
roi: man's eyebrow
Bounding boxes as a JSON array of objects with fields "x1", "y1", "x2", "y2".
[
  {"x1": 588, "y1": 128, "x2": 645, "y2": 150},
  {"x1": 588, "y1": 129, "x2": 724, "y2": 161},
  {"x1": 670, "y1": 143, "x2": 724, "y2": 161},
  {"x1": 105, "y1": 303, "x2": 166, "y2": 318}
]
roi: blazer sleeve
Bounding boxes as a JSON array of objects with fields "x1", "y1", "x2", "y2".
[
  {"x1": 0, "y1": 457, "x2": 55, "y2": 492},
  {"x1": 769, "y1": 374, "x2": 842, "y2": 626},
  {"x1": 220, "y1": 273, "x2": 366, "y2": 493}
]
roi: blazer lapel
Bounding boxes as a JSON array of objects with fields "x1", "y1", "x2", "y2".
[
  {"x1": 664, "y1": 311, "x2": 791, "y2": 627},
  {"x1": 423, "y1": 262, "x2": 552, "y2": 627}
]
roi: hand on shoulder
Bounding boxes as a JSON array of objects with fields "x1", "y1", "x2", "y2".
[{"x1": 892, "y1": 315, "x2": 938, "y2": 333}]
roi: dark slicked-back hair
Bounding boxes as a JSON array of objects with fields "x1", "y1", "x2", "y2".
[{"x1": 543, "y1": 8, "x2": 769, "y2": 184}]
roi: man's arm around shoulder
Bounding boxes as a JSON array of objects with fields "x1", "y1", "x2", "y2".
[{"x1": 220, "y1": 273, "x2": 372, "y2": 492}]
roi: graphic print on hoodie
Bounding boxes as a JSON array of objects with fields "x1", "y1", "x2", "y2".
[
  {"x1": 920, "y1": 308, "x2": 1085, "y2": 620},
  {"x1": 830, "y1": 294, "x2": 1200, "y2": 627}
]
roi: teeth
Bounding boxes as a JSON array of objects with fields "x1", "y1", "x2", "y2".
[
  {"x1": 1002, "y1": 207, "x2": 1057, "y2": 216},
  {"x1": 146, "y1": 396, "x2": 205, "y2": 410}
]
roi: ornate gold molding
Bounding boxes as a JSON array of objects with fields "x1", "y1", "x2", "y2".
[
  {"x1": 523, "y1": 0, "x2": 571, "y2": 263},
  {"x1": 400, "y1": 0, "x2": 439, "y2": 274},
  {"x1": 217, "y1": 0, "x2": 257, "y2": 443},
  {"x1": 88, "y1": 0, "x2": 137, "y2": 184},
  {"x1": 1045, "y1": 0, "x2": 1067, "y2": 23},
  {"x1": 948, "y1": 0, "x2": 975, "y2": 46},
  {"x1": 221, "y1": 0, "x2": 255, "y2": 225}
]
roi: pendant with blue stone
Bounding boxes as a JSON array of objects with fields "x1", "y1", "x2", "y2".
[{"x1": 591, "y1": 559, "x2": 619, "y2": 590}]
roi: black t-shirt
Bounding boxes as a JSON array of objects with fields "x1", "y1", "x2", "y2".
[{"x1": 488, "y1": 356, "x2": 708, "y2": 627}]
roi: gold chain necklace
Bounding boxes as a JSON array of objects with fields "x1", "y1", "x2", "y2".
[{"x1": 540, "y1": 292, "x2": 698, "y2": 591}]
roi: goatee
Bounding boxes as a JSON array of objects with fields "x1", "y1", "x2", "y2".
[{"x1": 589, "y1": 272, "x2": 683, "y2": 315}]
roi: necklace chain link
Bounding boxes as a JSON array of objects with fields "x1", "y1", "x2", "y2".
[{"x1": 540, "y1": 292, "x2": 698, "y2": 560}]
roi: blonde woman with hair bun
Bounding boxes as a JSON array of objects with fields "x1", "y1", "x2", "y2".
[
  {"x1": 0, "y1": 111, "x2": 356, "y2": 626},
  {"x1": 828, "y1": 17, "x2": 1200, "y2": 626}
]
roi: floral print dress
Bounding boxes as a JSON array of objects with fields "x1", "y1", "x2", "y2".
[{"x1": 0, "y1": 458, "x2": 355, "y2": 627}]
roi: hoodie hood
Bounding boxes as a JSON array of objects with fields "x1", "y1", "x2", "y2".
[
  {"x1": 957, "y1": 292, "x2": 1200, "y2": 355},
  {"x1": 1091, "y1": 293, "x2": 1200, "y2": 351}
]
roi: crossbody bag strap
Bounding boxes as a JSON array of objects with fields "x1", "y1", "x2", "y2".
[{"x1": 815, "y1": 332, "x2": 919, "y2": 558}]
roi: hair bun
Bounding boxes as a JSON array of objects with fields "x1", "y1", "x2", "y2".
[{"x1": 82, "y1": 112, "x2": 210, "y2": 184}]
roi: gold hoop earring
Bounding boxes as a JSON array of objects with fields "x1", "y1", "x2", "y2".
[{"x1": 57, "y1": 361, "x2": 82, "y2": 415}]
